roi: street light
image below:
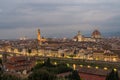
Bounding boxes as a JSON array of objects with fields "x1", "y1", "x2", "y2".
[
  {"x1": 114, "y1": 68, "x2": 117, "y2": 72},
  {"x1": 73, "y1": 64, "x2": 76, "y2": 70},
  {"x1": 104, "y1": 67, "x2": 108, "y2": 70},
  {"x1": 95, "y1": 66, "x2": 99, "y2": 69},
  {"x1": 80, "y1": 65, "x2": 83, "y2": 67},
  {"x1": 87, "y1": 65, "x2": 91, "y2": 68}
]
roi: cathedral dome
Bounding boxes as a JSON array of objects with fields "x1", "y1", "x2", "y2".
[{"x1": 92, "y1": 30, "x2": 101, "y2": 38}]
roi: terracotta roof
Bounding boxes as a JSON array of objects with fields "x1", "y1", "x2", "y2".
[
  {"x1": 92, "y1": 30, "x2": 101, "y2": 36},
  {"x1": 78, "y1": 67, "x2": 110, "y2": 76},
  {"x1": 57, "y1": 72, "x2": 71, "y2": 77}
]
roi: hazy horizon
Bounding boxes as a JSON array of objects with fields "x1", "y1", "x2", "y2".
[{"x1": 0, "y1": 0, "x2": 120, "y2": 39}]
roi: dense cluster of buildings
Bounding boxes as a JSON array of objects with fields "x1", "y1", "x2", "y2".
[
  {"x1": 0, "y1": 28, "x2": 120, "y2": 80},
  {"x1": 0, "y1": 29, "x2": 119, "y2": 62},
  {"x1": 3, "y1": 55, "x2": 35, "y2": 74}
]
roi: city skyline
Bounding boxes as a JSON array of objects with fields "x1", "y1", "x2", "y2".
[{"x1": 0, "y1": 0, "x2": 120, "y2": 39}]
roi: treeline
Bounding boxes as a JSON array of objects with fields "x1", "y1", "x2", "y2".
[
  {"x1": 0, "y1": 58, "x2": 119, "y2": 80},
  {"x1": 0, "y1": 58, "x2": 81, "y2": 80}
]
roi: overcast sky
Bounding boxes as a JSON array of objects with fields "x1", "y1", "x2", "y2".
[{"x1": 0, "y1": 0, "x2": 120, "y2": 39}]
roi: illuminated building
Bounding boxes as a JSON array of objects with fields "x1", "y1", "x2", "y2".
[
  {"x1": 37, "y1": 29, "x2": 46, "y2": 45},
  {"x1": 73, "y1": 30, "x2": 102, "y2": 42},
  {"x1": 37, "y1": 29, "x2": 41, "y2": 45},
  {"x1": 20, "y1": 36, "x2": 27, "y2": 40},
  {"x1": 73, "y1": 31, "x2": 83, "y2": 42},
  {"x1": 93, "y1": 50, "x2": 119, "y2": 62}
]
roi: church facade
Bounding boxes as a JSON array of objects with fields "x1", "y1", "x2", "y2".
[{"x1": 73, "y1": 30, "x2": 102, "y2": 42}]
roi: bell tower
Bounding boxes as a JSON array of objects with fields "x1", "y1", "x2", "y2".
[{"x1": 37, "y1": 29, "x2": 41, "y2": 45}]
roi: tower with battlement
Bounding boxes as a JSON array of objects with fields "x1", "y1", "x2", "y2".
[
  {"x1": 37, "y1": 29, "x2": 46, "y2": 45},
  {"x1": 37, "y1": 29, "x2": 41, "y2": 45}
]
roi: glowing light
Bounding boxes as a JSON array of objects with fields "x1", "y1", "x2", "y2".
[
  {"x1": 67, "y1": 63, "x2": 70, "y2": 67},
  {"x1": 73, "y1": 64, "x2": 76, "y2": 70},
  {"x1": 114, "y1": 68, "x2": 117, "y2": 71},
  {"x1": 113, "y1": 58, "x2": 117, "y2": 62},
  {"x1": 80, "y1": 65, "x2": 83, "y2": 67},
  {"x1": 104, "y1": 67, "x2": 108, "y2": 70},
  {"x1": 36, "y1": 61, "x2": 38, "y2": 64},
  {"x1": 42, "y1": 61, "x2": 44, "y2": 63},
  {"x1": 54, "y1": 62, "x2": 57, "y2": 65},
  {"x1": 87, "y1": 65, "x2": 91, "y2": 68},
  {"x1": 96, "y1": 58, "x2": 99, "y2": 60},
  {"x1": 95, "y1": 66, "x2": 99, "y2": 69}
]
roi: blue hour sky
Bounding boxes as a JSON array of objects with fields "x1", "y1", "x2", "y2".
[{"x1": 0, "y1": 0, "x2": 120, "y2": 39}]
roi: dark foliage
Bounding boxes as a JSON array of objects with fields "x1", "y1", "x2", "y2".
[
  {"x1": 1, "y1": 74, "x2": 21, "y2": 80},
  {"x1": 66, "y1": 70, "x2": 81, "y2": 80},
  {"x1": 106, "y1": 69, "x2": 119, "y2": 80},
  {"x1": 28, "y1": 49, "x2": 32, "y2": 54},
  {"x1": 28, "y1": 69, "x2": 56, "y2": 80},
  {"x1": 0, "y1": 58, "x2": 2, "y2": 64},
  {"x1": 43, "y1": 58, "x2": 55, "y2": 67}
]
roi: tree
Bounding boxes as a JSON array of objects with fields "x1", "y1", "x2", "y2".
[
  {"x1": 28, "y1": 48, "x2": 32, "y2": 55},
  {"x1": 106, "y1": 69, "x2": 119, "y2": 80},
  {"x1": 0, "y1": 58, "x2": 2, "y2": 64},
  {"x1": 56, "y1": 63, "x2": 73, "y2": 74},
  {"x1": 28, "y1": 69, "x2": 56, "y2": 80},
  {"x1": 0, "y1": 72, "x2": 2, "y2": 80},
  {"x1": 0, "y1": 58, "x2": 2, "y2": 80},
  {"x1": 1, "y1": 74, "x2": 21, "y2": 80},
  {"x1": 43, "y1": 58, "x2": 54, "y2": 67},
  {"x1": 33, "y1": 62, "x2": 43, "y2": 70},
  {"x1": 67, "y1": 70, "x2": 81, "y2": 80}
]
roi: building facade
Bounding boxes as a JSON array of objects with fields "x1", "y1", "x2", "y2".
[
  {"x1": 73, "y1": 30, "x2": 102, "y2": 42},
  {"x1": 37, "y1": 29, "x2": 46, "y2": 45},
  {"x1": 4, "y1": 56, "x2": 35, "y2": 74}
]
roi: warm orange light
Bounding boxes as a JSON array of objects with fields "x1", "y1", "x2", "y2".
[
  {"x1": 87, "y1": 65, "x2": 91, "y2": 68},
  {"x1": 104, "y1": 67, "x2": 108, "y2": 70},
  {"x1": 95, "y1": 66, "x2": 99, "y2": 69},
  {"x1": 73, "y1": 64, "x2": 76, "y2": 70}
]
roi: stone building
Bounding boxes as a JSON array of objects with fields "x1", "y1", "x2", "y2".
[{"x1": 73, "y1": 29, "x2": 102, "y2": 42}]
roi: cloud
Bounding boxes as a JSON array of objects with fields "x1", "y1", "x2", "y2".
[
  {"x1": 0, "y1": 9, "x2": 2, "y2": 13},
  {"x1": 0, "y1": 0, "x2": 120, "y2": 39},
  {"x1": 21, "y1": 0, "x2": 119, "y2": 4}
]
